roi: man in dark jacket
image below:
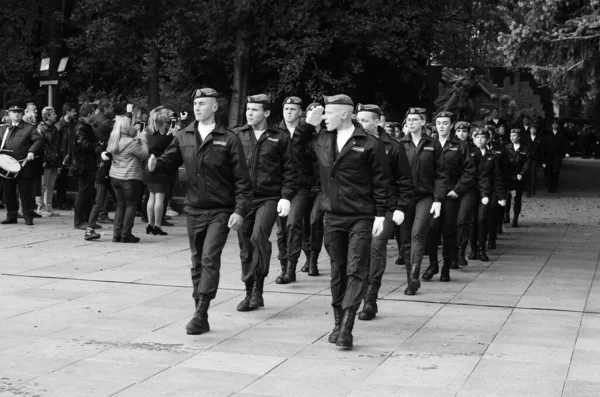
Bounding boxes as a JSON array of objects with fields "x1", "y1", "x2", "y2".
[
  {"x1": 424, "y1": 111, "x2": 476, "y2": 282},
  {"x1": 0, "y1": 100, "x2": 43, "y2": 225},
  {"x1": 55, "y1": 103, "x2": 77, "y2": 209},
  {"x1": 91, "y1": 98, "x2": 115, "y2": 224},
  {"x1": 302, "y1": 95, "x2": 391, "y2": 348},
  {"x1": 523, "y1": 124, "x2": 542, "y2": 196},
  {"x1": 542, "y1": 120, "x2": 568, "y2": 193},
  {"x1": 149, "y1": 88, "x2": 253, "y2": 336},
  {"x1": 234, "y1": 94, "x2": 298, "y2": 312},
  {"x1": 505, "y1": 128, "x2": 531, "y2": 227},
  {"x1": 487, "y1": 126, "x2": 511, "y2": 248},
  {"x1": 275, "y1": 96, "x2": 321, "y2": 284},
  {"x1": 398, "y1": 108, "x2": 447, "y2": 296},
  {"x1": 72, "y1": 104, "x2": 98, "y2": 229},
  {"x1": 355, "y1": 104, "x2": 413, "y2": 321}
]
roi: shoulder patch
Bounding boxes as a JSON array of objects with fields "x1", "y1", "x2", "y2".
[
  {"x1": 424, "y1": 146, "x2": 434, "y2": 151},
  {"x1": 450, "y1": 147, "x2": 458, "y2": 151},
  {"x1": 385, "y1": 150, "x2": 389, "y2": 155},
  {"x1": 213, "y1": 141, "x2": 227, "y2": 147},
  {"x1": 495, "y1": 150, "x2": 502, "y2": 154},
  {"x1": 267, "y1": 137, "x2": 279, "y2": 142},
  {"x1": 352, "y1": 146, "x2": 365, "y2": 152}
]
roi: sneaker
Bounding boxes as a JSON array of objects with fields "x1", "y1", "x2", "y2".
[
  {"x1": 166, "y1": 207, "x2": 179, "y2": 217},
  {"x1": 39, "y1": 208, "x2": 53, "y2": 217},
  {"x1": 74, "y1": 222, "x2": 89, "y2": 230},
  {"x1": 84, "y1": 228, "x2": 101, "y2": 241}
]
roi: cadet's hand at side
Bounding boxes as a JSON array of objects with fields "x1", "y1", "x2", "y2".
[
  {"x1": 372, "y1": 216, "x2": 385, "y2": 236},
  {"x1": 430, "y1": 202, "x2": 441, "y2": 218},
  {"x1": 482, "y1": 197, "x2": 489, "y2": 205},
  {"x1": 392, "y1": 210, "x2": 405, "y2": 226},
  {"x1": 228, "y1": 213, "x2": 243, "y2": 230},
  {"x1": 498, "y1": 199, "x2": 506, "y2": 207},
  {"x1": 277, "y1": 199, "x2": 291, "y2": 217},
  {"x1": 447, "y1": 190, "x2": 458, "y2": 199}
]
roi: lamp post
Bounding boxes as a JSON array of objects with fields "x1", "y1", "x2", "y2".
[{"x1": 39, "y1": 56, "x2": 69, "y2": 108}]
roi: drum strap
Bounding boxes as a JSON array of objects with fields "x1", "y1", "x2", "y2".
[{"x1": 1, "y1": 125, "x2": 15, "y2": 152}]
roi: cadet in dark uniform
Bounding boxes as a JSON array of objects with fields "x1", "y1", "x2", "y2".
[
  {"x1": 301, "y1": 95, "x2": 391, "y2": 348},
  {"x1": 469, "y1": 128, "x2": 506, "y2": 262},
  {"x1": 541, "y1": 120, "x2": 568, "y2": 193},
  {"x1": 0, "y1": 100, "x2": 43, "y2": 225},
  {"x1": 523, "y1": 124, "x2": 542, "y2": 196},
  {"x1": 275, "y1": 96, "x2": 320, "y2": 283},
  {"x1": 453, "y1": 121, "x2": 478, "y2": 267},
  {"x1": 355, "y1": 104, "x2": 413, "y2": 321},
  {"x1": 148, "y1": 88, "x2": 253, "y2": 335},
  {"x1": 234, "y1": 94, "x2": 298, "y2": 311},
  {"x1": 423, "y1": 112, "x2": 475, "y2": 282},
  {"x1": 398, "y1": 108, "x2": 446, "y2": 295},
  {"x1": 487, "y1": 126, "x2": 511, "y2": 248},
  {"x1": 505, "y1": 128, "x2": 531, "y2": 227}
]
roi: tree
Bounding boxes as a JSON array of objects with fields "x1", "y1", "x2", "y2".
[{"x1": 499, "y1": 0, "x2": 600, "y2": 121}]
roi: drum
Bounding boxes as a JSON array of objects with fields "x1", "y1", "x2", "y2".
[{"x1": 0, "y1": 154, "x2": 21, "y2": 179}]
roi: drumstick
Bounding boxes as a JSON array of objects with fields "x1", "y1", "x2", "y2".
[{"x1": 17, "y1": 156, "x2": 39, "y2": 163}]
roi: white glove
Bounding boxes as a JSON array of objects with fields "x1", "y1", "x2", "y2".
[
  {"x1": 430, "y1": 202, "x2": 441, "y2": 218},
  {"x1": 482, "y1": 197, "x2": 489, "y2": 205},
  {"x1": 392, "y1": 210, "x2": 405, "y2": 226},
  {"x1": 277, "y1": 199, "x2": 291, "y2": 217},
  {"x1": 517, "y1": 174, "x2": 522, "y2": 181},
  {"x1": 447, "y1": 190, "x2": 458, "y2": 199},
  {"x1": 565, "y1": 153, "x2": 570, "y2": 158},
  {"x1": 306, "y1": 106, "x2": 324, "y2": 126},
  {"x1": 147, "y1": 154, "x2": 156, "y2": 172},
  {"x1": 498, "y1": 199, "x2": 506, "y2": 207},
  {"x1": 372, "y1": 216, "x2": 385, "y2": 236},
  {"x1": 26, "y1": 152, "x2": 35, "y2": 161},
  {"x1": 101, "y1": 151, "x2": 110, "y2": 161}
]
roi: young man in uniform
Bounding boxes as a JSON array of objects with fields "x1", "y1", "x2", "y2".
[
  {"x1": 424, "y1": 111, "x2": 475, "y2": 282},
  {"x1": 355, "y1": 104, "x2": 413, "y2": 321},
  {"x1": 275, "y1": 96, "x2": 319, "y2": 284},
  {"x1": 302, "y1": 95, "x2": 391, "y2": 348},
  {"x1": 148, "y1": 88, "x2": 253, "y2": 335},
  {"x1": 505, "y1": 128, "x2": 531, "y2": 227},
  {"x1": 234, "y1": 94, "x2": 298, "y2": 311},
  {"x1": 398, "y1": 108, "x2": 447, "y2": 295}
]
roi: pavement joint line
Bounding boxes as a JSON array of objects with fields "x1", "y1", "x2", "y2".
[{"x1": 561, "y1": 249, "x2": 600, "y2": 396}]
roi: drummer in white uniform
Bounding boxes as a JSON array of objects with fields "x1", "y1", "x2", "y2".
[{"x1": 0, "y1": 100, "x2": 43, "y2": 225}]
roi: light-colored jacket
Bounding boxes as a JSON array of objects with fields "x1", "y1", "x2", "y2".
[{"x1": 108, "y1": 137, "x2": 149, "y2": 181}]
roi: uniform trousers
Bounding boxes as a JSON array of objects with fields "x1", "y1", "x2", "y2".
[
  {"x1": 427, "y1": 196, "x2": 460, "y2": 263},
  {"x1": 324, "y1": 213, "x2": 373, "y2": 309},
  {"x1": 545, "y1": 158, "x2": 562, "y2": 192},
  {"x1": 238, "y1": 199, "x2": 278, "y2": 283},
  {"x1": 470, "y1": 197, "x2": 492, "y2": 248},
  {"x1": 506, "y1": 179, "x2": 524, "y2": 219},
  {"x1": 400, "y1": 196, "x2": 434, "y2": 272},
  {"x1": 276, "y1": 189, "x2": 312, "y2": 263},
  {"x1": 187, "y1": 209, "x2": 231, "y2": 300},
  {"x1": 488, "y1": 191, "x2": 503, "y2": 242},
  {"x1": 527, "y1": 159, "x2": 539, "y2": 195},
  {"x1": 457, "y1": 190, "x2": 477, "y2": 248},
  {"x1": 367, "y1": 214, "x2": 395, "y2": 284},
  {"x1": 302, "y1": 192, "x2": 325, "y2": 254},
  {"x1": 3, "y1": 177, "x2": 36, "y2": 221}
]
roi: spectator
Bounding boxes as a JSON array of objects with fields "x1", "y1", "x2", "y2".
[
  {"x1": 55, "y1": 103, "x2": 77, "y2": 210},
  {"x1": 91, "y1": 98, "x2": 116, "y2": 224},
  {"x1": 72, "y1": 103, "x2": 98, "y2": 230},
  {"x1": 35, "y1": 106, "x2": 62, "y2": 216}
]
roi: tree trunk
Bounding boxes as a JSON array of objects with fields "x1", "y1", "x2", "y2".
[
  {"x1": 229, "y1": 24, "x2": 250, "y2": 128},
  {"x1": 147, "y1": 0, "x2": 160, "y2": 108}
]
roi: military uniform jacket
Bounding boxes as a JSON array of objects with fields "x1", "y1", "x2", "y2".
[
  {"x1": 0, "y1": 121, "x2": 43, "y2": 178},
  {"x1": 440, "y1": 136, "x2": 476, "y2": 197},
  {"x1": 372, "y1": 127, "x2": 413, "y2": 212},
  {"x1": 541, "y1": 132, "x2": 568, "y2": 163},
  {"x1": 471, "y1": 147, "x2": 506, "y2": 199},
  {"x1": 488, "y1": 140, "x2": 512, "y2": 191},
  {"x1": 523, "y1": 134, "x2": 542, "y2": 161},
  {"x1": 506, "y1": 143, "x2": 531, "y2": 180},
  {"x1": 234, "y1": 123, "x2": 298, "y2": 202},
  {"x1": 399, "y1": 133, "x2": 447, "y2": 202},
  {"x1": 279, "y1": 120, "x2": 318, "y2": 190},
  {"x1": 156, "y1": 121, "x2": 253, "y2": 216}
]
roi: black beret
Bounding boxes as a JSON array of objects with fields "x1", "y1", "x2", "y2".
[
  {"x1": 192, "y1": 88, "x2": 219, "y2": 100},
  {"x1": 283, "y1": 96, "x2": 302, "y2": 106},
  {"x1": 434, "y1": 111, "x2": 454, "y2": 119},
  {"x1": 455, "y1": 121, "x2": 471, "y2": 130},
  {"x1": 306, "y1": 102, "x2": 322, "y2": 112},
  {"x1": 472, "y1": 128, "x2": 489, "y2": 138},
  {"x1": 356, "y1": 103, "x2": 383, "y2": 116},
  {"x1": 323, "y1": 94, "x2": 353, "y2": 106},
  {"x1": 405, "y1": 107, "x2": 427, "y2": 116},
  {"x1": 247, "y1": 94, "x2": 271, "y2": 105},
  {"x1": 510, "y1": 127, "x2": 522, "y2": 134}
]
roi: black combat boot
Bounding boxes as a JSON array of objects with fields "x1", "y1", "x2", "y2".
[
  {"x1": 358, "y1": 281, "x2": 381, "y2": 321},
  {"x1": 395, "y1": 254, "x2": 405, "y2": 266},
  {"x1": 237, "y1": 280, "x2": 255, "y2": 312},
  {"x1": 249, "y1": 277, "x2": 265, "y2": 309},
  {"x1": 468, "y1": 241, "x2": 478, "y2": 260},
  {"x1": 336, "y1": 304, "x2": 360, "y2": 348},
  {"x1": 275, "y1": 259, "x2": 287, "y2": 284},
  {"x1": 300, "y1": 249, "x2": 310, "y2": 272},
  {"x1": 404, "y1": 262, "x2": 421, "y2": 296},
  {"x1": 440, "y1": 260, "x2": 451, "y2": 282},
  {"x1": 282, "y1": 261, "x2": 297, "y2": 284},
  {"x1": 186, "y1": 294, "x2": 211, "y2": 335},
  {"x1": 308, "y1": 251, "x2": 320, "y2": 276},
  {"x1": 457, "y1": 244, "x2": 468, "y2": 266},
  {"x1": 328, "y1": 305, "x2": 343, "y2": 343},
  {"x1": 422, "y1": 254, "x2": 439, "y2": 281},
  {"x1": 488, "y1": 240, "x2": 496, "y2": 250},
  {"x1": 479, "y1": 245, "x2": 489, "y2": 261}
]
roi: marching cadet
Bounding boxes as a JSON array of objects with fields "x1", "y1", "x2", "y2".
[
  {"x1": 147, "y1": 88, "x2": 253, "y2": 335},
  {"x1": 469, "y1": 128, "x2": 506, "y2": 262},
  {"x1": 523, "y1": 124, "x2": 542, "y2": 196},
  {"x1": 301, "y1": 95, "x2": 391, "y2": 348},
  {"x1": 487, "y1": 125, "x2": 511, "y2": 248},
  {"x1": 453, "y1": 121, "x2": 478, "y2": 267},
  {"x1": 505, "y1": 127, "x2": 531, "y2": 227},
  {"x1": 355, "y1": 104, "x2": 413, "y2": 321},
  {"x1": 423, "y1": 112, "x2": 475, "y2": 282},
  {"x1": 234, "y1": 94, "x2": 298, "y2": 311},
  {"x1": 398, "y1": 108, "x2": 447, "y2": 295},
  {"x1": 275, "y1": 96, "x2": 320, "y2": 284}
]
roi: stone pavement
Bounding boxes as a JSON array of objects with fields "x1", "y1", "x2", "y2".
[{"x1": 0, "y1": 158, "x2": 599, "y2": 397}]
